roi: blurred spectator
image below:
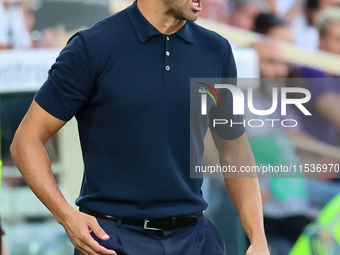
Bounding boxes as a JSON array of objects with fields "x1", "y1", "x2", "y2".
[
  {"x1": 253, "y1": 39, "x2": 288, "y2": 78},
  {"x1": 261, "y1": 0, "x2": 340, "y2": 50},
  {"x1": 0, "y1": 1, "x2": 33, "y2": 50},
  {"x1": 273, "y1": 0, "x2": 319, "y2": 50},
  {"x1": 298, "y1": 7, "x2": 340, "y2": 146},
  {"x1": 35, "y1": 28, "x2": 59, "y2": 48},
  {"x1": 252, "y1": 12, "x2": 296, "y2": 78},
  {"x1": 317, "y1": 7, "x2": 340, "y2": 54},
  {"x1": 269, "y1": 0, "x2": 304, "y2": 21},
  {"x1": 228, "y1": 0, "x2": 261, "y2": 30},
  {"x1": 305, "y1": 0, "x2": 340, "y2": 25},
  {"x1": 295, "y1": 0, "x2": 340, "y2": 50},
  {"x1": 253, "y1": 13, "x2": 295, "y2": 42}
]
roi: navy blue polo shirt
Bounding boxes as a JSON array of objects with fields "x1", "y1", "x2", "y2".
[{"x1": 35, "y1": 1, "x2": 244, "y2": 218}]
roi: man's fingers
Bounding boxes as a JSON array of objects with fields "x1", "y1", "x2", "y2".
[
  {"x1": 61, "y1": 210, "x2": 116, "y2": 255},
  {"x1": 89, "y1": 218, "x2": 110, "y2": 241},
  {"x1": 81, "y1": 235, "x2": 117, "y2": 255}
]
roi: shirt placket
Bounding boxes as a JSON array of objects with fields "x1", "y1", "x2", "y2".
[{"x1": 164, "y1": 35, "x2": 173, "y2": 79}]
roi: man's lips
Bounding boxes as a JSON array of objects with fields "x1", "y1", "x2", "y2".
[{"x1": 192, "y1": 0, "x2": 202, "y2": 12}]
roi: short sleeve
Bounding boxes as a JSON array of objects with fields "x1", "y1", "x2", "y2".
[
  {"x1": 222, "y1": 41, "x2": 237, "y2": 79},
  {"x1": 208, "y1": 41, "x2": 245, "y2": 140},
  {"x1": 34, "y1": 31, "x2": 95, "y2": 121}
]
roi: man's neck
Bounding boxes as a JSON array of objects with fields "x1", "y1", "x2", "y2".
[{"x1": 137, "y1": 0, "x2": 186, "y2": 35}]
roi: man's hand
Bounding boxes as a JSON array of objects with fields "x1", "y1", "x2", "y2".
[
  {"x1": 246, "y1": 243, "x2": 270, "y2": 255},
  {"x1": 59, "y1": 207, "x2": 117, "y2": 255}
]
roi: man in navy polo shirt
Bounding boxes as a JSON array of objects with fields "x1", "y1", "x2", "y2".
[{"x1": 10, "y1": 0, "x2": 269, "y2": 254}]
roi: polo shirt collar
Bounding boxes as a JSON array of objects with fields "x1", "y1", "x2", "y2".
[
  {"x1": 176, "y1": 22, "x2": 195, "y2": 44},
  {"x1": 127, "y1": 1, "x2": 195, "y2": 44}
]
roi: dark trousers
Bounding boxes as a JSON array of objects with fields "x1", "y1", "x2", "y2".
[{"x1": 74, "y1": 215, "x2": 225, "y2": 255}]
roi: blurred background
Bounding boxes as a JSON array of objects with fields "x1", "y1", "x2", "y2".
[{"x1": 1, "y1": 0, "x2": 340, "y2": 254}]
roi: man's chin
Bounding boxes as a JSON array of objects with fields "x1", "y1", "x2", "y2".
[{"x1": 185, "y1": 13, "x2": 199, "y2": 22}]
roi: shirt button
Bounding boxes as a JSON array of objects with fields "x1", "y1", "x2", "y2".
[
  {"x1": 166, "y1": 36, "x2": 170, "y2": 41},
  {"x1": 165, "y1": 65, "x2": 171, "y2": 71},
  {"x1": 166, "y1": 51, "x2": 170, "y2": 56}
]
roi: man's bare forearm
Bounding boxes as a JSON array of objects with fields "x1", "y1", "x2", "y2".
[
  {"x1": 211, "y1": 131, "x2": 267, "y2": 245},
  {"x1": 224, "y1": 177, "x2": 266, "y2": 244},
  {"x1": 221, "y1": 140, "x2": 266, "y2": 244},
  {"x1": 10, "y1": 135, "x2": 73, "y2": 223}
]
